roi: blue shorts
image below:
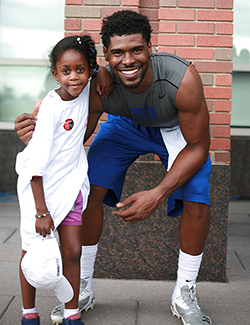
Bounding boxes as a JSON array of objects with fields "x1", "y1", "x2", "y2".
[{"x1": 88, "y1": 115, "x2": 211, "y2": 217}]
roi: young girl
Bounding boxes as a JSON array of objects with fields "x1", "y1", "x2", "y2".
[{"x1": 16, "y1": 35, "x2": 111, "y2": 325}]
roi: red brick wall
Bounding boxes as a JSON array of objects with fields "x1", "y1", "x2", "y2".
[{"x1": 64, "y1": 0, "x2": 233, "y2": 165}]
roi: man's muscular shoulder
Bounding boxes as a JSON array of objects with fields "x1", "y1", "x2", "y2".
[{"x1": 175, "y1": 63, "x2": 204, "y2": 114}]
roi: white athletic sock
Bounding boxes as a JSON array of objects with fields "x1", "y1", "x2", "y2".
[
  {"x1": 80, "y1": 244, "x2": 98, "y2": 289},
  {"x1": 22, "y1": 307, "x2": 37, "y2": 316},
  {"x1": 64, "y1": 308, "x2": 79, "y2": 319},
  {"x1": 172, "y1": 249, "x2": 203, "y2": 298}
]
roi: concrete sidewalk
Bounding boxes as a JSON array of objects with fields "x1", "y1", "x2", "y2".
[{"x1": 0, "y1": 196, "x2": 249, "y2": 325}]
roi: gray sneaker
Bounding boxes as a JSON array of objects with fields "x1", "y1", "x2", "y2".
[
  {"x1": 51, "y1": 278, "x2": 95, "y2": 325},
  {"x1": 171, "y1": 284, "x2": 212, "y2": 325}
]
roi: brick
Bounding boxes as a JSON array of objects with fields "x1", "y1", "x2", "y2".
[
  {"x1": 84, "y1": 0, "x2": 120, "y2": 4},
  {"x1": 158, "y1": 34, "x2": 194, "y2": 46},
  {"x1": 158, "y1": 47, "x2": 175, "y2": 54},
  {"x1": 64, "y1": 19, "x2": 81, "y2": 31},
  {"x1": 64, "y1": 31, "x2": 82, "y2": 37},
  {"x1": 213, "y1": 126, "x2": 231, "y2": 137},
  {"x1": 210, "y1": 138, "x2": 230, "y2": 150},
  {"x1": 150, "y1": 22, "x2": 159, "y2": 33},
  {"x1": 205, "y1": 87, "x2": 232, "y2": 100},
  {"x1": 151, "y1": 34, "x2": 158, "y2": 46},
  {"x1": 122, "y1": 0, "x2": 140, "y2": 5},
  {"x1": 197, "y1": 10, "x2": 233, "y2": 22},
  {"x1": 65, "y1": 6, "x2": 102, "y2": 18},
  {"x1": 209, "y1": 112, "x2": 231, "y2": 124},
  {"x1": 197, "y1": 35, "x2": 233, "y2": 48},
  {"x1": 217, "y1": 0, "x2": 233, "y2": 9},
  {"x1": 178, "y1": 0, "x2": 215, "y2": 8},
  {"x1": 84, "y1": 134, "x2": 95, "y2": 146},
  {"x1": 214, "y1": 48, "x2": 232, "y2": 61},
  {"x1": 140, "y1": 0, "x2": 159, "y2": 8},
  {"x1": 215, "y1": 74, "x2": 232, "y2": 86},
  {"x1": 66, "y1": 0, "x2": 82, "y2": 4},
  {"x1": 139, "y1": 9, "x2": 158, "y2": 20},
  {"x1": 178, "y1": 22, "x2": 214, "y2": 34},
  {"x1": 102, "y1": 7, "x2": 139, "y2": 18},
  {"x1": 83, "y1": 19, "x2": 102, "y2": 31},
  {"x1": 216, "y1": 23, "x2": 233, "y2": 35},
  {"x1": 159, "y1": 8, "x2": 196, "y2": 21},
  {"x1": 176, "y1": 48, "x2": 214, "y2": 60},
  {"x1": 214, "y1": 152, "x2": 230, "y2": 164},
  {"x1": 159, "y1": 21, "x2": 176, "y2": 33},
  {"x1": 100, "y1": 113, "x2": 108, "y2": 121},
  {"x1": 159, "y1": 0, "x2": 177, "y2": 7},
  {"x1": 206, "y1": 100, "x2": 213, "y2": 111},
  {"x1": 214, "y1": 100, "x2": 231, "y2": 112},
  {"x1": 200, "y1": 74, "x2": 213, "y2": 86},
  {"x1": 196, "y1": 61, "x2": 232, "y2": 73}
]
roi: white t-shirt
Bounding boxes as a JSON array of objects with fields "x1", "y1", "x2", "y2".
[{"x1": 16, "y1": 82, "x2": 90, "y2": 250}]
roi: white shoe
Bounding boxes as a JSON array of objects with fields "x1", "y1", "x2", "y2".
[
  {"x1": 51, "y1": 278, "x2": 95, "y2": 324},
  {"x1": 171, "y1": 284, "x2": 212, "y2": 325}
]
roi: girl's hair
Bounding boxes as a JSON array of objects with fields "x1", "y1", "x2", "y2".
[
  {"x1": 49, "y1": 35, "x2": 99, "y2": 72},
  {"x1": 101, "y1": 10, "x2": 152, "y2": 49}
]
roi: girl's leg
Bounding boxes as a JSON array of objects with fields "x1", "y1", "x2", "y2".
[
  {"x1": 20, "y1": 250, "x2": 38, "y2": 319},
  {"x1": 57, "y1": 224, "x2": 82, "y2": 314}
]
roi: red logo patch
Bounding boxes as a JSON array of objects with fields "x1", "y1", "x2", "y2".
[{"x1": 64, "y1": 118, "x2": 74, "y2": 131}]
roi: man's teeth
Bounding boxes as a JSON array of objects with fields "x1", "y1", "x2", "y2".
[{"x1": 121, "y1": 68, "x2": 139, "y2": 75}]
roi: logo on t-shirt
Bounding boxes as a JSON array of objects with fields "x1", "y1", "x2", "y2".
[
  {"x1": 64, "y1": 118, "x2": 74, "y2": 131},
  {"x1": 129, "y1": 105, "x2": 157, "y2": 122}
]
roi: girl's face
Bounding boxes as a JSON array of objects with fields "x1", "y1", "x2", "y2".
[{"x1": 52, "y1": 49, "x2": 92, "y2": 101}]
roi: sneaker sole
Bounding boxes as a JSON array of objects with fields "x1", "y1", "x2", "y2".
[
  {"x1": 171, "y1": 304, "x2": 185, "y2": 323},
  {"x1": 171, "y1": 303, "x2": 212, "y2": 325},
  {"x1": 52, "y1": 298, "x2": 95, "y2": 325}
]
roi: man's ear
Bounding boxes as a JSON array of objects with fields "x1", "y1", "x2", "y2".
[
  {"x1": 52, "y1": 70, "x2": 59, "y2": 82},
  {"x1": 148, "y1": 41, "x2": 152, "y2": 57},
  {"x1": 103, "y1": 46, "x2": 109, "y2": 61}
]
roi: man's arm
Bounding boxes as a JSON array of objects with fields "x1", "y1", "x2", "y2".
[
  {"x1": 113, "y1": 63, "x2": 210, "y2": 222},
  {"x1": 14, "y1": 100, "x2": 41, "y2": 145},
  {"x1": 84, "y1": 80, "x2": 104, "y2": 143}
]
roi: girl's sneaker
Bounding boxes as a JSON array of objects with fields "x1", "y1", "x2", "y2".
[{"x1": 21, "y1": 316, "x2": 40, "y2": 324}]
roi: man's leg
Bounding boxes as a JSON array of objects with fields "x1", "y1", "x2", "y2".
[
  {"x1": 171, "y1": 201, "x2": 212, "y2": 325},
  {"x1": 79, "y1": 185, "x2": 108, "y2": 299}
]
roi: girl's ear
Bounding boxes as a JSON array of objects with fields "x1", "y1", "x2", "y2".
[{"x1": 52, "y1": 70, "x2": 59, "y2": 82}]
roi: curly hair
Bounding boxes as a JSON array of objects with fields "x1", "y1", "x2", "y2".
[
  {"x1": 49, "y1": 35, "x2": 99, "y2": 72},
  {"x1": 101, "y1": 10, "x2": 153, "y2": 49}
]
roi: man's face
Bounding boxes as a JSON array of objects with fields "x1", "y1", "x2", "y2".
[{"x1": 103, "y1": 34, "x2": 153, "y2": 93}]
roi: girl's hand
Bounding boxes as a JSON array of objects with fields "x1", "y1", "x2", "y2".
[
  {"x1": 35, "y1": 213, "x2": 55, "y2": 238},
  {"x1": 95, "y1": 66, "x2": 113, "y2": 98}
]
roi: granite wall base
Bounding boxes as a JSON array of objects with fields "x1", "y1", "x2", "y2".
[
  {"x1": 0, "y1": 130, "x2": 25, "y2": 192},
  {"x1": 230, "y1": 136, "x2": 250, "y2": 199},
  {"x1": 94, "y1": 162, "x2": 230, "y2": 282}
]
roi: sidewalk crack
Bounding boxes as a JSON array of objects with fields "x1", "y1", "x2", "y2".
[{"x1": 234, "y1": 251, "x2": 246, "y2": 270}]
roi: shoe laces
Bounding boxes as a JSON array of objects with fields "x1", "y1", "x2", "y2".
[{"x1": 181, "y1": 285, "x2": 202, "y2": 314}]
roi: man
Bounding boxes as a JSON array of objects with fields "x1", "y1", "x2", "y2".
[{"x1": 15, "y1": 10, "x2": 212, "y2": 325}]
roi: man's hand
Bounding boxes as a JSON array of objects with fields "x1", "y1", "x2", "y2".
[
  {"x1": 95, "y1": 66, "x2": 113, "y2": 98},
  {"x1": 35, "y1": 214, "x2": 55, "y2": 238},
  {"x1": 14, "y1": 99, "x2": 42, "y2": 145},
  {"x1": 112, "y1": 189, "x2": 162, "y2": 223}
]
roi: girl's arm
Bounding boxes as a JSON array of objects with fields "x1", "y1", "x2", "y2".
[{"x1": 30, "y1": 176, "x2": 55, "y2": 237}]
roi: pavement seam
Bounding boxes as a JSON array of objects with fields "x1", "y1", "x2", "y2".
[
  {"x1": 3, "y1": 228, "x2": 17, "y2": 244},
  {"x1": 0, "y1": 295, "x2": 15, "y2": 321},
  {"x1": 234, "y1": 251, "x2": 246, "y2": 270}
]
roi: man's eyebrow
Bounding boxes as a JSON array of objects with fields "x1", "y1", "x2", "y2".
[{"x1": 110, "y1": 45, "x2": 145, "y2": 53}]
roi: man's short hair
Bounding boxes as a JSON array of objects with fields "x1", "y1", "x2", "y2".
[{"x1": 101, "y1": 10, "x2": 153, "y2": 49}]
